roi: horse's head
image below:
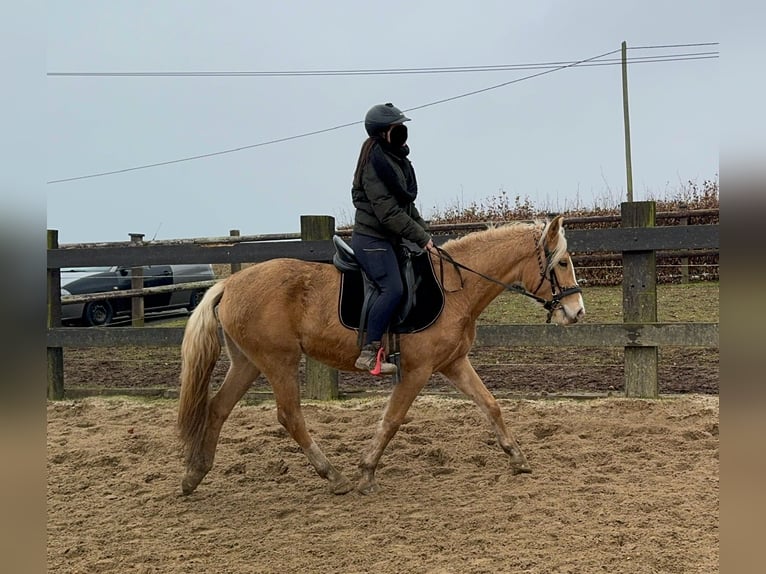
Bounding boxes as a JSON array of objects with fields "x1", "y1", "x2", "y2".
[{"x1": 528, "y1": 215, "x2": 585, "y2": 325}]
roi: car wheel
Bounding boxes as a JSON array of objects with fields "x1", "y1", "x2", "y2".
[
  {"x1": 188, "y1": 290, "x2": 205, "y2": 311},
  {"x1": 83, "y1": 300, "x2": 114, "y2": 326}
]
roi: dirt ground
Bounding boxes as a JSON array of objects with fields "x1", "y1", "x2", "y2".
[{"x1": 47, "y1": 393, "x2": 719, "y2": 574}]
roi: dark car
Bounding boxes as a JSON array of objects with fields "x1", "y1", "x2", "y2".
[{"x1": 60, "y1": 264, "x2": 216, "y2": 326}]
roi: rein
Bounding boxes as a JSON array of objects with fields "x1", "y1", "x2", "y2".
[{"x1": 432, "y1": 244, "x2": 582, "y2": 323}]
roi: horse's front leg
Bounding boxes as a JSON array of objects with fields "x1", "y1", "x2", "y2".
[
  {"x1": 440, "y1": 356, "x2": 531, "y2": 474},
  {"x1": 357, "y1": 370, "x2": 430, "y2": 494}
]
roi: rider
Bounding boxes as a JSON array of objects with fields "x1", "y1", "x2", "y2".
[{"x1": 351, "y1": 102, "x2": 434, "y2": 375}]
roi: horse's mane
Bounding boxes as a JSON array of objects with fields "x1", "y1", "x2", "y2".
[
  {"x1": 439, "y1": 220, "x2": 537, "y2": 252},
  {"x1": 440, "y1": 219, "x2": 568, "y2": 271}
]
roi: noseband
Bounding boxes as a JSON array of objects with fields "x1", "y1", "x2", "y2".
[
  {"x1": 532, "y1": 246, "x2": 583, "y2": 322},
  {"x1": 433, "y1": 236, "x2": 582, "y2": 323}
]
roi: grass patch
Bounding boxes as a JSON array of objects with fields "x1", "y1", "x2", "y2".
[{"x1": 479, "y1": 281, "x2": 719, "y2": 324}]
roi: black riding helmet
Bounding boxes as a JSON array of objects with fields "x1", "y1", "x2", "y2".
[{"x1": 364, "y1": 102, "x2": 411, "y2": 136}]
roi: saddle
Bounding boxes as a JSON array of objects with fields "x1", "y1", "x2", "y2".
[{"x1": 332, "y1": 235, "x2": 444, "y2": 347}]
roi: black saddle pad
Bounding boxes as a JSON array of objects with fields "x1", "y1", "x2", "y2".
[{"x1": 338, "y1": 251, "x2": 444, "y2": 334}]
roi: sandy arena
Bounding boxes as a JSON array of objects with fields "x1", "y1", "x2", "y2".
[{"x1": 47, "y1": 394, "x2": 718, "y2": 573}]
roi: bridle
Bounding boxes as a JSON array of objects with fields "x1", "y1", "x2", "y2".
[{"x1": 432, "y1": 233, "x2": 582, "y2": 323}]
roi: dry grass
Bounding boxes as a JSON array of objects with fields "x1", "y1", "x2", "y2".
[
  {"x1": 479, "y1": 282, "x2": 719, "y2": 324},
  {"x1": 428, "y1": 178, "x2": 719, "y2": 224}
]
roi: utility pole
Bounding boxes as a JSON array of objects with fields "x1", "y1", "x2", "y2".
[{"x1": 621, "y1": 40, "x2": 634, "y2": 203}]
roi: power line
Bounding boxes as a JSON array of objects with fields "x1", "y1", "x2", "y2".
[
  {"x1": 47, "y1": 47, "x2": 616, "y2": 184},
  {"x1": 628, "y1": 42, "x2": 719, "y2": 50},
  {"x1": 48, "y1": 49, "x2": 718, "y2": 78},
  {"x1": 579, "y1": 54, "x2": 718, "y2": 67},
  {"x1": 48, "y1": 121, "x2": 363, "y2": 184},
  {"x1": 47, "y1": 46, "x2": 717, "y2": 185},
  {"x1": 46, "y1": 54, "x2": 718, "y2": 77},
  {"x1": 404, "y1": 47, "x2": 622, "y2": 114}
]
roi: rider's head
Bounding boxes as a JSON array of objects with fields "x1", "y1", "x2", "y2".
[{"x1": 364, "y1": 103, "x2": 411, "y2": 146}]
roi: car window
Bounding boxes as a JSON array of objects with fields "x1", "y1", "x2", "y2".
[{"x1": 61, "y1": 267, "x2": 112, "y2": 273}]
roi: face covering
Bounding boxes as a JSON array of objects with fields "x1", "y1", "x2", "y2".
[{"x1": 387, "y1": 124, "x2": 408, "y2": 147}]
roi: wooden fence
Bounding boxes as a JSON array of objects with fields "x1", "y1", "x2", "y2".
[{"x1": 47, "y1": 202, "x2": 719, "y2": 400}]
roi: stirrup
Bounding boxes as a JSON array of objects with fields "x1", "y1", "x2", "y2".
[{"x1": 370, "y1": 347, "x2": 397, "y2": 376}]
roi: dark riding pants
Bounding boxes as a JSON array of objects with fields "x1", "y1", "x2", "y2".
[{"x1": 351, "y1": 233, "x2": 404, "y2": 345}]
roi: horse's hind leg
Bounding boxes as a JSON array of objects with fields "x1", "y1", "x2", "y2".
[
  {"x1": 182, "y1": 337, "x2": 260, "y2": 495},
  {"x1": 440, "y1": 356, "x2": 531, "y2": 474},
  {"x1": 264, "y1": 357, "x2": 353, "y2": 495}
]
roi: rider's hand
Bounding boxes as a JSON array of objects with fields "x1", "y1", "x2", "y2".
[{"x1": 424, "y1": 239, "x2": 434, "y2": 252}]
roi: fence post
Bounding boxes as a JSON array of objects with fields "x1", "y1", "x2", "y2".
[
  {"x1": 129, "y1": 233, "x2": 145, "y2": 326},
  {"x1": 229, "y1": 230, "x2": 242, "y2": 275},
  {"x1": 622, "y1": 201, "x2": 658, "y2": 398},
  {"x1": 300, "y1": 215, "x2": 339, "y2": 400},
  {"x1": 47, "y1": 230, "x2": 65, "y2": 399},
  {"x1": 678, "y1": 211, "x2": 690, "y2": 283}
]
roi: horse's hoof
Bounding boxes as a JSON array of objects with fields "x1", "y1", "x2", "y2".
[
  {"x1": 330, "y1": 476, "x2": 354, "y2": 495},
  {"x1": 181, "y1": 471, "x2": 205, "y2": 495},
  {"x1": 356, "y1": 479, "x2": 381, "y2": 495},
  {"x1": 510, "y1": 463, "x2": 532, "y2": 475}
]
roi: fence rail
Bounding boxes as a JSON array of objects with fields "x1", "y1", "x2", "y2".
[
  {"x1": 47, "y1": 205, "x2": 719, "y2": 400},
  {"x1": 54, "y1": 207, "x2": 719, "y2": 249},
  {"x1": 46, "y1": 322, "x2": 719, "y2": 349},
  {"x1": 46, "y1": 225, "x2": 718, "y2": 268}
]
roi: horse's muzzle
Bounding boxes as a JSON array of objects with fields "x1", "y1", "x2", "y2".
[{"x1": 553, "y1": 305, "x2": 585, "y2": 325}]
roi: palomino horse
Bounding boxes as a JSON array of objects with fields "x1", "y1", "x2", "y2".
[{"x1": 178, "y1": 215, "x2": 585, "y2": 495}]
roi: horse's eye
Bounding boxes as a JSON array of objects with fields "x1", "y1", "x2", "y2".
[{"x1": 558, "y1": 261, "x2": 568, "y2": 268}]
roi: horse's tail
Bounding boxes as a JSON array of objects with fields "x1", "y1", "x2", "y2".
[{"x1": 177, "y1": 280, "x2": 225, "y2": 466}]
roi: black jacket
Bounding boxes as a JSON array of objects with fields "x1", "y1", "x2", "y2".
[{"x1": 351, "y1": 141, "x2": 430, "y2": 247}]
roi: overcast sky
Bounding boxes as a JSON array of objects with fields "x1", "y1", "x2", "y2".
[{"x1": 43, "y1": 1, "x2": 721, "y2": 244}]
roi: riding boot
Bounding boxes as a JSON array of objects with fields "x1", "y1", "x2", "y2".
[{"x1": 354, "y1": 341, "x2": 397, "y2": 375}]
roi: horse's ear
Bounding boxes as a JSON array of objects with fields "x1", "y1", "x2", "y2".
[{"x1": 545, "y1": 215, "x2": 565, "y2": 246}]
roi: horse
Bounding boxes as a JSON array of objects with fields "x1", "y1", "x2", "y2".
[{"x1": 177, "y1": 215, "x2": 585, "y2": 495}]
